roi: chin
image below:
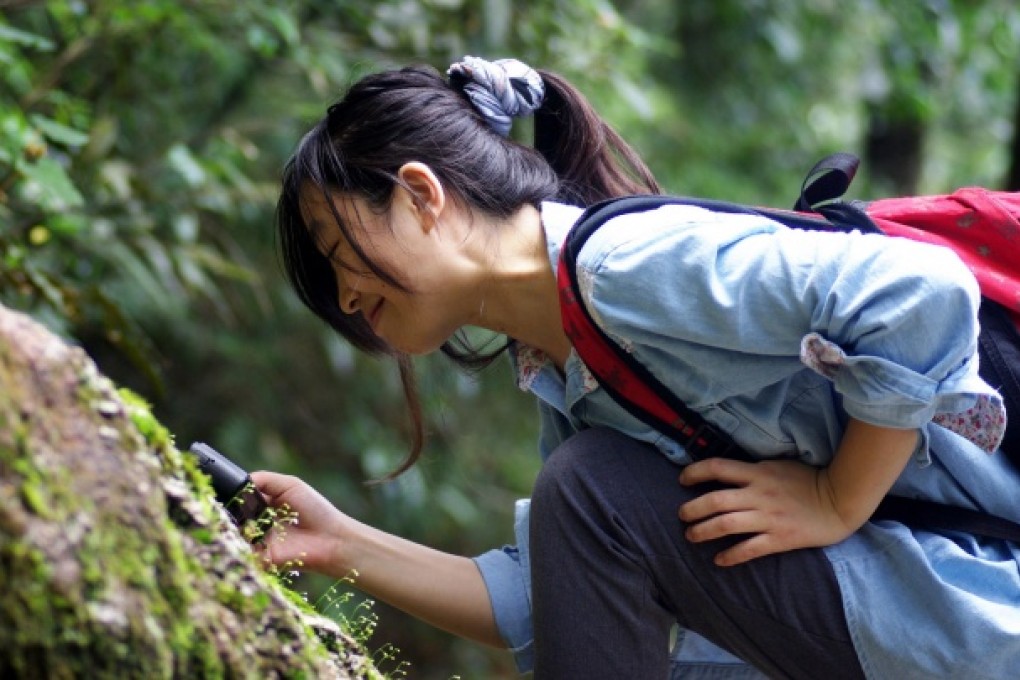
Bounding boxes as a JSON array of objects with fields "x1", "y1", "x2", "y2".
[
  {"x1": 389, "y1": 336, "x2": 446, "y2": 357},
  {"x1": 382, "y1": 319, "x2": 457, "y2": 356}
]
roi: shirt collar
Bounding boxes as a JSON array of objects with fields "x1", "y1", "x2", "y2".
[{"x1": 508, "y1": 201, "x2": 584, "y2": 392}]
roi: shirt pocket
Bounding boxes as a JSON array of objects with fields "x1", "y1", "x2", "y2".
[
  {"x1": 708, "y1": 390, "x2": 799, "y2": 458},
  {"x1": 565, "y1": 360, "x2": 747, "y2": 461}
]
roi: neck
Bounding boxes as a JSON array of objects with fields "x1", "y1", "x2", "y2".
[{"x1": 468, "y1": 205, "x2": 572, "y2": 368}]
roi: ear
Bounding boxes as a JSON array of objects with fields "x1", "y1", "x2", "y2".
[{"x1": 397, "y1": 162, "x2": 446, "y2": 233}]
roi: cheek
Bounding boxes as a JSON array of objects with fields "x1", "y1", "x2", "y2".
[{"x1": 384, "y1": 295, "x2": 463, "y2": 355}]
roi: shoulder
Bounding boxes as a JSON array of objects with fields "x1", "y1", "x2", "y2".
[
  {"x1": 567, "y1": 201, "x2": 790, "y2": 343},
  {"x1": 571, "y1": 202, "x2": 787, "y2": 317},
  {"x1": 572, "y1": 202, "x2": 785, "y2": 274}
]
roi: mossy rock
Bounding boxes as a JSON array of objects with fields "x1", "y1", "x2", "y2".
[{"x1": 0, "y1": 304, "x2": 380, "y2": 679}]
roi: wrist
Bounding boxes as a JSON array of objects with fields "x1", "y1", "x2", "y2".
[
  {"x1": 298, "y1": 514, "x2": 360, "y2": 580},
  {"x1": 815, "y1": 467, "x2": 871, "y2": 533}
]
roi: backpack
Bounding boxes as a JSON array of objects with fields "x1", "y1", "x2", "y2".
[{"x1": 558, "y1": 154, "x2": 1020, "y2": 541}]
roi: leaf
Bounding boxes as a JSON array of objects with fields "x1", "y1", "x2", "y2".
[
  {"x1": 103, "y1": 241, "x2": 178, "y2": 313},
  {"x1": 263, "y1": 7, "x2": 299, "y2": 47},
  {"x1": 48, "y1": 213, "x2": 87, "y2": 236},
  {"x1": 436, "y1": 486, "x2": 478, "y2": 525},
  {"x1": 0, "y1": 111, "x2": 31, "y2": 147},
  {"x1": 21, "y1": 263, "x2": 66, "y2": 311},
  {"x1": 99, "y1": 160, "x2": 134, "y2": 201},
  {"x1": 135, "y1": 234, "x2": 185, "y2": 298},
  {"x1": 166, "y1": 144, "x2": 206, "y2": 187},
  {"x1": 16, "y1": 157, "x2": 85, "y2": 212},
  {"x1": 185, "y1": 244, "x2": 258, "y2": 283},
  {"x1": 0, "y1": 23, "x2": 55, "y2": 51},
  {"x1": 30, "y1": 115, "x2": 90, "y2": 148}
]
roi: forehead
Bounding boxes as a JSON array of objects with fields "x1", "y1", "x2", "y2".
[
  {"x1": 298, "y1": 185, "x2": 343, "y2": 241},
  {"x1": 298, "y1": 185, "x2": 379, "y2": 242}
]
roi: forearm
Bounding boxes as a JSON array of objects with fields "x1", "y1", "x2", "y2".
[
  {"x1": 820, "y1": 417, "x2": 919, "y2": 529},
  {"x1": 326, "y1": 519, "x2": 504, "y2": 649},
  {"x1": 679, "y1": 417, "x2": 921, "y2": 565}
]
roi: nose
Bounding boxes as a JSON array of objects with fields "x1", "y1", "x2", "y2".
[{"x1": 337, "y1": 272, "x2": 360, "y2": 315}]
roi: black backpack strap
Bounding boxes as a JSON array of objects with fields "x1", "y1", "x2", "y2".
[
  {"x1": 977, "y1": 300, "x2": 1020, "y2": 458},
  {"x1": 794, "y1": 152, "x2": 885, "y2": 234},
  {"x1": 795, "y1": 152, "x2": 861, "y2": 211},
  {"x1": 873, "y1": 496, "x2": 1020, "y2": 543}
]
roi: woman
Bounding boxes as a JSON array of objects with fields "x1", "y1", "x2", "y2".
[{"x1": 253, "y1": 56, "x2": 1018, "y2": 678}]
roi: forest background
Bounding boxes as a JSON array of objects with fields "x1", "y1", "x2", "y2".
[{"x1": 2, "y1": 0, "x2": 1018, "y2": 676}]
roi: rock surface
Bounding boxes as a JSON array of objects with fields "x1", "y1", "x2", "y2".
[{"x1": 0, "y1": 304, "x2": 378, "y2": 679}]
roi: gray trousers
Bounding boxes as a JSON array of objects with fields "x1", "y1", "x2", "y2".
[{"x1": 529, "y1": 428, "x2": 866, "y2": 680}]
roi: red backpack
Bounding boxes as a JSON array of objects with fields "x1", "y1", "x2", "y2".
[{"x1": 558, "y1": 154, "x2": 1020, "y2": 541}]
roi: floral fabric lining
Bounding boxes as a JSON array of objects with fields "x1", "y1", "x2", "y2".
[
  {"x1": 931, "y1": 395, "x2": 1008, "y2": 454},
  {"x1": 512, "y1": 343, "x2": 601, "y2": 395},
  {"x1": 514, "y1": 343, "x2": 549, "y2": 392}
]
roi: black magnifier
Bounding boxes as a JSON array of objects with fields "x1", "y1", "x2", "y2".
[{"x1": 188, "y1": 442, "x2": 269, "y2": 536}]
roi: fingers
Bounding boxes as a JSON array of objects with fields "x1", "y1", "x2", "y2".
[
  {"x1": 683, "y1": 507, "x2": 761, "y2": 542},
  {"x1": 678, "y1": 460, "x2": 802, "y2": 567},
  {"x1": 712, "y1": 534, "x2": 782, "y2": 567},
  {"x1": 678, "y1": 487, "x2": 750, "y2": 523},
  {"x1": 679, "y1": 457, "x2": 759, "y2": 487},
  {"x1": 683, "y1": 509, "x2": 792, "y2": 567}
]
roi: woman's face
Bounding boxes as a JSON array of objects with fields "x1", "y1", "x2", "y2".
[{"x1": 300, "y1": 181, "x2": 478, "y2": 355}]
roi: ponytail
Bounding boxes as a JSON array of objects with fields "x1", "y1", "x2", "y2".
[{"x1": 534, "y1": 70, "x2": 661, "y2": 205}]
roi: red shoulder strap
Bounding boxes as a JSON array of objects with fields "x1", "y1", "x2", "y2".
[{"x1": 557, "y1": 196, "x2": 743, "y2": 460}]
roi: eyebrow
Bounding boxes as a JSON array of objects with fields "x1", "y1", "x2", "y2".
[{"x1": 305, "y1": 218, "x2": 339, "y2": 260}]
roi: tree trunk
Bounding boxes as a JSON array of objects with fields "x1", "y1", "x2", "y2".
[
  {"x1": 864, "y1": 103, "x2": 926, "y2": 196},
  {"x1": 1005, "y1": 70, "x2": 1020, "y2": 191},
  {"x1": 0, "y1": 303, "x2": 378, "y2": 679}
]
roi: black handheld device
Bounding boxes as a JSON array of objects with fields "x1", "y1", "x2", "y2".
[{"x1": 188, "y1": 442, "x2": 268, "y2": 531}]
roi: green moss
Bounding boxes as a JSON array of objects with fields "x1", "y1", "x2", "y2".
[
  {"x1": 12, "y1": 454, "x2": 65, "y2": 522},
  {"x1": 0, "y1": 417, "x2": 27, "y2": 465},
  {"x1": 144, "y1": 536, "x2": 190, "y2": 605},
  {"x1": 251, "y1": 589, "x2": 271, "y2": 615},
  {"x1": 19, "y1": 480, "x2": 49, "y2": 517},
  {"x1": 118, "y1": 387, "x2": 174, "y2": 453},
  {"x1": 180, "y1": 632, "x2": 225, "y2": 679},
  {"x1": 0, "y1": 542, "x2": 84, "y2": 677},
  {"x1": 279, "y1": 581, "x2": 316, "y2": 614},
  {"x1": 1, "y1": 356, "x2": 380, "y2": 678}
]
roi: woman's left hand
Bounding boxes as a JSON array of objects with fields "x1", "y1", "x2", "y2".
[{"x1": 678, "y1": 457, "x2": 856, "y2": 567}]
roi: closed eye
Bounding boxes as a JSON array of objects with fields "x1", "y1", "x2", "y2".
[{"x1": 324, "y1": 240, "x2": 373, "y2": 277}]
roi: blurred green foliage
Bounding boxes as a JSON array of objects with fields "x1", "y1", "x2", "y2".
[{"x1": 1, "y1": 0, "x2": 1017, "y2": 676}]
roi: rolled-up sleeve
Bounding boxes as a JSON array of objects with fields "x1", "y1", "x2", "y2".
[
  {"x1": 472, "y1": 498, "x2": 535, "y2": 673},
  {"x1": 474, "y1": 365, "x2": 577, "y2": 672}
]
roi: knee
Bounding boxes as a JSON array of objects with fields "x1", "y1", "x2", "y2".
[{"x1": 532, "y1": 427, "x2": 631, "y2": 513}]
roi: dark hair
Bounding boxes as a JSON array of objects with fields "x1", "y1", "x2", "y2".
[{"x1": 276, "y1": 63, "x2": 660, "y2": 479}]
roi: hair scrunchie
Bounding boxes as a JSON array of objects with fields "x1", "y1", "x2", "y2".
[{"x1": 447, "y1": 56, "x2": 545, "y2": 137}]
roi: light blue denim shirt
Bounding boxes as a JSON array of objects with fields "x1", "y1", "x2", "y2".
[{"x1": 473, "y1": 201, "x2": 1019, "y2": 678}]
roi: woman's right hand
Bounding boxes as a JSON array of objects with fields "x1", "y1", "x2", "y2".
[
  {"x1": 251, "y1": 470, "x2": 503, "y2": 648},
  {"x1": 250, "y1": 470, "x2": 353, "y2": 578}
]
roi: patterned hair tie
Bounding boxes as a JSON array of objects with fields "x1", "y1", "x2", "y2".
[{"x1": 447, "y1": 55, "x2": 545, "y2": 137}]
